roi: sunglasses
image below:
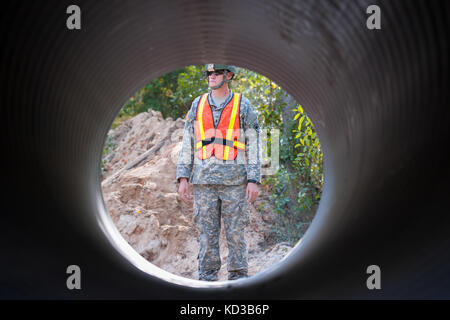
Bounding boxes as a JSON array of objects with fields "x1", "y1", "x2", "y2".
[{"x1": 206, "y1": 70, "x2": 225, "y2": 77}]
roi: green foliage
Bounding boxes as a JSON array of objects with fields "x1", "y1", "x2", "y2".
[
  {"x1": 123, "y1": 69, "x2": 181, "y2": 117},
  {"x1": 173, "y1": 65, "x2": 206, "y2": 108},
  {"x1": 234, "y1": 71, "x2": 285, "y2": 130},
  {"x1": 112, "y1": 66, "x2": 207, "y2": 128},
  {"x1": 263, "y1": 166, "x2": 312, "y2": 245},
  {"x1": 233, "y1": 72, "x2": 286, "y2": 167},
  {"x1": 263, "y1": 105, "x2": 323, "y2": 246},
  {"x1": 291, "y1": 105, "x2": 323, "y2": 196}
]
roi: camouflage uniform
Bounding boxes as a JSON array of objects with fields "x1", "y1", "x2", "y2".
[{"x1": 177, "y1": 91, "x2": 261, "y2": 281}]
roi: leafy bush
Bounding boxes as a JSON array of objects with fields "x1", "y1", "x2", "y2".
[{"x1": 263, "y1": 105, "x2": 323, "y2": 246}]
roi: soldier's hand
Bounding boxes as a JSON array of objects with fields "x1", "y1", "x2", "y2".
[
  {"x1": 246, "y1": 182, "x2": 259, "y2": 203},
  {"x1": 178, "y1": 178, "x2": 191, "y2": 203}
]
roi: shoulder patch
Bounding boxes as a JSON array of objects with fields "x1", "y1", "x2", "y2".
[{"x1": 185, "y1": 112, "x2": 190, "y2": 121}]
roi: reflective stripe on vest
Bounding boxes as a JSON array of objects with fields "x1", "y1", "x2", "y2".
[
  {"x1": 195, "y1": 93, "x2": 246, "y2": 160},
  {"x1": 197, "y1": 93, "x2": 209, "y2": 159}
]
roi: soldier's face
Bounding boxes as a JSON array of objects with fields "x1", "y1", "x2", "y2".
[
  {"x1": 207, "y1": 70, "x2": 233, "y2": 88},
  {"x1": 207, "y1": 71, "x2": 224, "y2": 88}
]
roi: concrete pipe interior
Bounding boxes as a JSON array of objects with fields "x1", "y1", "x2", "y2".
[{"x1": 1, "y1": 0, "x2": 450, "y2": 299}]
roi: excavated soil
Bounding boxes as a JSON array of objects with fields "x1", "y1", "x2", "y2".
[{"x1": 101, "y1": 109, "x2": 295, "y2": 281}]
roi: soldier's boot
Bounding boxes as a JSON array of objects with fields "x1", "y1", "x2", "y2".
[
  {"x1": 199, "y1": 269, "x2": 219, "y2": 281},
  {"x1": 228, "y1": 269, "x2": 248, "y2": 280}
]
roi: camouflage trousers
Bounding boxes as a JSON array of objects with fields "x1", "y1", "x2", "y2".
[{"x1": 193, "y1": 184, "x2": 250, "y2": 281}]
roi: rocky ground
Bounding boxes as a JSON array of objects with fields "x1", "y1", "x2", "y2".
[{"x1": 101, "y1": 109, "x2": 295, "y2": 281}]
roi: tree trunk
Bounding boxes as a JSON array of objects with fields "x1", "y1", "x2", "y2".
[{"x1": 281, "y1": 91, "x2": 297, "y2": 138}]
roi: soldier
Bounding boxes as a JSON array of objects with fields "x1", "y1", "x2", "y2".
[{"x1": 177, "y1": 64, "x2": 262, "y2": 281}]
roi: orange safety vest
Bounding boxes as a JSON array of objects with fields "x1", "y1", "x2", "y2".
[{"x1": 194, "y1": 93, "x2": 246, "y2": 160}]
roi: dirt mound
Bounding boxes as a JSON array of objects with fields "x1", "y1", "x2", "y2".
[{"x1": 101, "y1": 109, "x2": 294, "y2": 280}]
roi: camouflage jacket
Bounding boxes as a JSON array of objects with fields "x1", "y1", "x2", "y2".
[{"x1": 176, "y1": 91, "x2": 261, "y2": 185}]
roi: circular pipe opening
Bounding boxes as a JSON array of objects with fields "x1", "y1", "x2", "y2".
[{"x1": 97, "y1": 65, "x2": 323, "y2": 289}]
